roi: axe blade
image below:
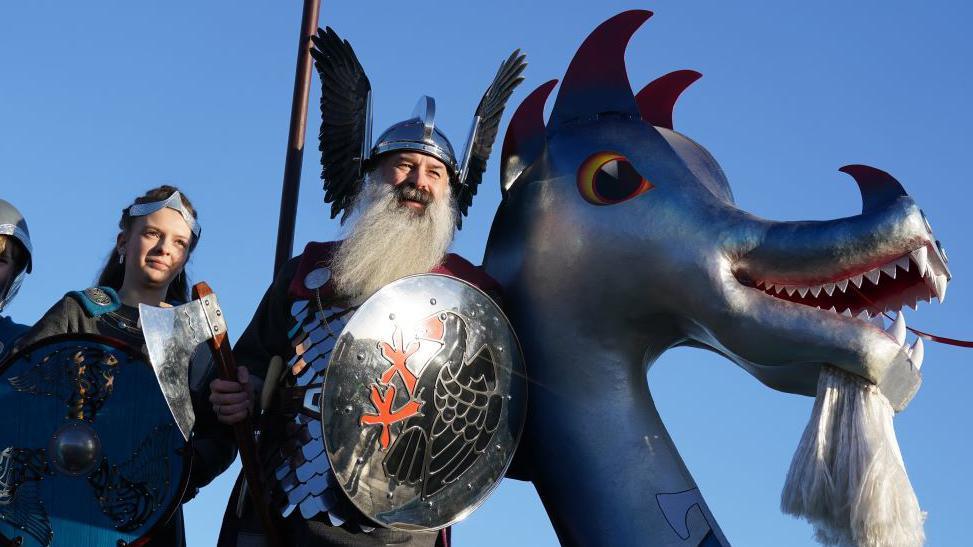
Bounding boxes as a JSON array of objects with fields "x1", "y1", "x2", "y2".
[{"x1": 140, "y1": 297, "x2": 222, "y2": 441}]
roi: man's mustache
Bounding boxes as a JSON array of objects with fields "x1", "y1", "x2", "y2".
[{"x1": 394, "y1": 184, "x2": 433, "y2": 206}]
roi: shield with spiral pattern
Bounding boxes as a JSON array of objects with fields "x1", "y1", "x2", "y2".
[
  {"x1": 322, "y1": 274, "x2": 527, "y2": 530},
  {"x1": 0, "y1": 334, "x2": 189, "y2": 547}
]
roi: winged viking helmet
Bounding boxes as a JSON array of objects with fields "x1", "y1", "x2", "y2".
[{"x1": 310, "y1": 27, "x2": 526, "y2": 227}]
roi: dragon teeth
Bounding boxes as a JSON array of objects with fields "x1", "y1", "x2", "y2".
[
  {"x1": 869, "y1": 314, "x2": 885, "y2": 328},
  {"x1": 911, "y1": 246, "x2": 928, "y2": 277},
  {"x1": 895, "y1": 256, "x2": 911, "y2": 272},
  {"x1": 797, "y1": 287, "x2": 809, "y2": 298},
  {"x1": 851, "y1": 274, "x2": 864, "y2": 289},
  {"x1": 823, "y1": 282, "x2": 836, "y2": 296},
  {"x1": 909, "y1": 337, "x2": 925, "y2": 370},
  {"x1": 810, "y1": 285, "x2": 822, "y2": 298},
  {"x1": 887, "y1": 312, "x2": 906, "y2": 345},
  {"x1": 841, "y1": 308, "x2": 853, "y2": 317},
  {"x1": 837, "y1": 279, "x2": 849, "y2": 292},
  {"x1": 865, "y1": 269, "x2": 881, "y2": 285},
  {"x1": 880, "y1": 263, "x2": 897, "y2": 279},
  {"x1": 933, "y1": 274, "x2": 947, "y2": 303}
]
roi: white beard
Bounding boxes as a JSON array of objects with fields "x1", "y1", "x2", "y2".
[{"x1": 330, "y1": 175, "x2": 457, "y2": 301}]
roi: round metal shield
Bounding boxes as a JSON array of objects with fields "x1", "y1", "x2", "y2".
[
  {"x1": 322, "y1": 274, "x2": 527, "y2": 530},
  {"x1": 0, "y1": 334, "x2": 189, "y2": 547}
]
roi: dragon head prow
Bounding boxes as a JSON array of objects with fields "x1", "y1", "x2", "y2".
[{"x1": 484, "y1": 9, "x2": 949, "y2": 408}]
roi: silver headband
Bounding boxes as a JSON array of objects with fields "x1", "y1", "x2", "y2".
[{"x1": 127, "y1": 191, "x2": 201, "y2": 238}]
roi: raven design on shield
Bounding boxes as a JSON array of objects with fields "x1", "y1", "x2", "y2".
[{"x1": 367, "y1": 311, "x2": 504, "y2": 499}]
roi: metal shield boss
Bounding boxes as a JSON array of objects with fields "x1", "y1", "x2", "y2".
[
  {"x1": 0, "y1": 335, "x2": 189, "y2": 547},
  {"x1": 322, "y1": 274, "x2": 526, "y2": 530}
]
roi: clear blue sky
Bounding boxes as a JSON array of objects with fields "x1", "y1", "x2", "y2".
[{"x1": 2, "y1": 1, "x2": 970, "y2": 545}]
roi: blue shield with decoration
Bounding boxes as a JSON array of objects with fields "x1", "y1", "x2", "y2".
[{"x1": 0, "y1": 334, "x2": 189, "y2": 547}]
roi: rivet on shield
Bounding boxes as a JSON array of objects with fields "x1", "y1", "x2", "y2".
[
  {"x1": 440, "y1": 313, "x2": 447, "y2": 320},
  {"x1": 387, "y1": 492, "x2": 394, "y2": 500},
  {"x1": 357, "y1": 457, "x2": 364, "y2": 464},
  {"x1": 430, "y1": 298, "x2": 436, "y2": 305},
  {"x1": 495, "y1": 444, "x2": 502, "y2": 451},
  {"x1": 357, "y1": 353, "x2": 365, "y2": 361},
  {"x1": 344, "y1": 405, "x2": 353, "y2": 414},
  {"x1": 389, "y1": 313, "x2": 396, "y2": 320}
]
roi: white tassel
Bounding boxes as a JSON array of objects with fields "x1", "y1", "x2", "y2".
[{"x1": 781, "y1": 366, "x2": 925, "y2": 546}]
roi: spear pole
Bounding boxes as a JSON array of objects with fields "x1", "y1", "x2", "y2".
[{"x1": 274, "y1": 0, "x2": 323, "y2": 277}]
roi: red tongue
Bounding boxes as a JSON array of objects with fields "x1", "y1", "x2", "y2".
[
  {"x1": 893, "y1": 320, "x2": 973, "y2": 348},
  {"x1": 847, "y1": 279, "x2": 973, "y2": 348}
]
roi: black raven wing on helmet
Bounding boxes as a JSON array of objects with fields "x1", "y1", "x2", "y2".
[
  {"x1": 455, "y1": 50, "x2": 526, "y2": 227},
  {"x1": 310, "y1": 27, "x2": 372, "y2": 221}
]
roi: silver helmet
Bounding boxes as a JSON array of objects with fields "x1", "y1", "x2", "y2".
[
  {"x1": 370, "y1": 96, "x2": 458, "y2": 176},
  {"x1": 0, "y1": 199, "x2": 33, "y2": 310}
]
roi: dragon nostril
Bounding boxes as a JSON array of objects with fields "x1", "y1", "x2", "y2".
[
  {"x1": 937, "y1": 240, "x2": 949, "y2": 262},
  {"x1": 734, "y1": 272, "x2": 755, "y2": 287}
]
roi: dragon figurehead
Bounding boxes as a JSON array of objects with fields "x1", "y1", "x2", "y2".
[{"x1": 483, "y1": 10, "x2": 949, "y2": 546}]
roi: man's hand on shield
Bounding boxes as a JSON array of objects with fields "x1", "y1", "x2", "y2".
[{"x1": 209, "y1": 366, "x2": 254, "y2": 425}]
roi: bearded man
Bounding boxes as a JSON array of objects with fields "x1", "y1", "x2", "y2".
[{"x1": 211, "y1": 27, "x2": 524, "y2": 547}]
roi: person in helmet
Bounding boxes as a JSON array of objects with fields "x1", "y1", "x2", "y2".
[
  {"x1": 211, "y1": 27, "x2": 525, "y2": 547},
  {"x1": 0, "y1": 199, "x2": 33, "y2": 360},
  {"x1": 15, "y1": 186, "x2": 235, "y2": 546}
]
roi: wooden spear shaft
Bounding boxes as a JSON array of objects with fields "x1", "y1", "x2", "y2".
[{"x1": 274, "y1": 0, "x2": 323, "y2": 277}]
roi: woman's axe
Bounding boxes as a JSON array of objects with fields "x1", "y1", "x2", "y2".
[{"x1": 140, "y1": 282, "x2": 283, "y2": 547}]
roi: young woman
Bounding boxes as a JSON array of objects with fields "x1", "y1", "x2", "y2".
[
  {"x1": 16, "y1": 185, "x2": 234, "y2": 546},
  {"x1": 0, "y1": 199, "x2": 33, "y2": 360}
]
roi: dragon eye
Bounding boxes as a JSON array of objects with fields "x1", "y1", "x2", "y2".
[{"x1": 577, "y1": 151, "x2": 654, "y2": 205}]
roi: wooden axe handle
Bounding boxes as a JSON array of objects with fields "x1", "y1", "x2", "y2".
[{"x1": 193, "y1": 282, "x2": 283, "y2": 547}]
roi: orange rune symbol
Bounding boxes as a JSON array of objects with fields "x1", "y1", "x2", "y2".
[
  {"x1": 378, "y1": 326, "x2": 420, "y2": 394},
  {"x1": 360, "y1": 317, "x2": 448, "y2": 450},
  {"x1": 360, "y1": 384, "x2": 422, "y2": 450}
]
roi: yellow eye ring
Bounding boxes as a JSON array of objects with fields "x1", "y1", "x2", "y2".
[{"x1": 577, "y1": 151, "x2": 654, "y2": 205}]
